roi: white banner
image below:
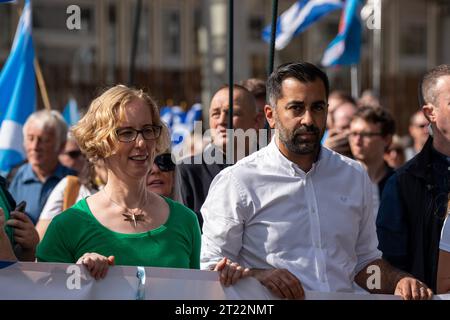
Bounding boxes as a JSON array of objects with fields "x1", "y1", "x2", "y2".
[{"x1": 0, "y1": 262, "x2": 449, "y2": 300}]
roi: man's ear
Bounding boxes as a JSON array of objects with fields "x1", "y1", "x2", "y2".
[
  {"x1": 422, "y1": 104, "x2": 435, "y2": 123},
  {"x1": 264, "y1": 105, "x2": 276, "y2": 129}
]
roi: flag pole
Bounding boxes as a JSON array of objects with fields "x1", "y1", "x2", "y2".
[
  {"x1": 34, "y1": 59, "x2": 51, "y2": 110},
  {"x1": 350, "y1": 64, "x2": 359, "y2": 99},
  {"x1": 372, "y1": 0, "x2": 382, "y2": 97},
  {"x1": 17, "y1": 4, "x2": 51, "y2": 110},
  {"x1": 129, "y1": 0, "x2": 143, "y2": 86},
  {"x1": 268, "y1": 0, "x2": 279, "y2": 76},
  {"x1": 227, "y1": 0, "x2": 234, "y2": 163}
]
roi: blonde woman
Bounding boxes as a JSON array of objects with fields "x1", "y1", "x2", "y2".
[{"x1": 37, "y1": 85, "x2": 201, "y2": 279}]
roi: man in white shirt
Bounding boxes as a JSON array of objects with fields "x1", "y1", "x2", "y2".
[{"x1": 201, "y1": 62, "x2": 432, "y2": 300}]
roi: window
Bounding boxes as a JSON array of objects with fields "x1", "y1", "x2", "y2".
[
  {"x1": 249, "y1": 16, "x2": 264, "y2": 41},
  {"x1": 136, "y1": 6, "x2": 150, "y2": 68},
  {"x1": 162, "y1": 9, "x2": 181, "y2": 58},
  {"x1": 0, "y1": 8, "x2": 11, "y2": 50}
]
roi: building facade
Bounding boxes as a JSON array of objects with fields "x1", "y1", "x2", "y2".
[{"x1": 0, "y1": 0, "x2": 449, "y2": 133}]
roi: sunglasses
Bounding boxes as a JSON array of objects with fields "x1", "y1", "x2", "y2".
[
  {"x1": 154, "y1": 153, "x2": 175, "y2": 172},
  {"x1": 64, "y1": 150, "x2": 83, "y2": 159}
]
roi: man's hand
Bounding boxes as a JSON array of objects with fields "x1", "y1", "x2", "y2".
[
  {"x1": 394, "y1": 277, "x2": 433, "y2": 300},
  {"x1": 77, "y1": 253, "x2": 115, "y2": 280},
  {"x1": 0, "y1": 208, "x2": 17, "y2": 261},
  {"x1": 214, "y1": 257, "x2": 250, "y2": 286},
  {"x1": 6, "y1": 211, "x2": 39, "y2": 251},
  {"x1": 250, "y1": 268, "x2": 304, "y2": 300},
  {"x1": 356, "y1": 259, "x2": 434, "y2": 300}
]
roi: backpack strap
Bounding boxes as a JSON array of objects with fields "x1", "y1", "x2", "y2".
[{"x1": 63, "y1": 175, "x2": 81, "y2": 211}]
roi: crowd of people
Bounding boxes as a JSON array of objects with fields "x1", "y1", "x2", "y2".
[{"x1": 0, "y1": 61, "x2": 449, "y2": 300}]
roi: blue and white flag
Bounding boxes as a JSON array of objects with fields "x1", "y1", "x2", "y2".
[
  {"x1": 0, "y1": 0, "x2": 36, "y2": 175},
  {"x1": 321, "y1": 0, "x2": 362, "y2": 67},
  {"x1": 62, "y1": 97, "x2": 80, "y2": 127},
  {"x1": 160, "y1": 104, "x2": 202, "y2": 147},
  {"x1": 262, "y1": 0, "x2": 342, "y2": 50}
]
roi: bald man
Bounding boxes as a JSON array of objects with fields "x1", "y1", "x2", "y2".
[{"x1": 178, "y1": 85, "x2": 260, "y2": 228}]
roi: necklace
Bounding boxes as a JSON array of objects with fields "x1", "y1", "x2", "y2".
[{"x1": 103, "y1": 189, "x2": 147, "y2": 227}]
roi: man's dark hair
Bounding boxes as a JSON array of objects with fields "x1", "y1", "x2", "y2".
[
  {"x1": 352, "y1": 106, "x2": 396, "y2": 136},
  {"x1": 267, "y1": 62, "x2": 330, "y2": 108},
  {"x1": 421, "y1": 64, "x2": 450, "y2": 105}
]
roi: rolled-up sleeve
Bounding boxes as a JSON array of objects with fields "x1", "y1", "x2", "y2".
[{"x1": 200, "y1": 169, "x2": 247, "y2": 270}]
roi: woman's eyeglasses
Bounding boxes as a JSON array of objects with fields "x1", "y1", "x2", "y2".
[
  {"x1": 116, "y1": 125, "x2": 162, "y2": 143},
  {"x1": 154, "y1": 153, "x2": 175, "y2": 172}
]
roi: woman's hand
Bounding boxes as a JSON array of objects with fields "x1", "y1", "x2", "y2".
[{"x1": 76, "y1": 253, "x2": 115, "y2": 280}]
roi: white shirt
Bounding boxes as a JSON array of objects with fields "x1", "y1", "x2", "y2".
[
  {"x1": 200, "y1": 139, "x2": 382, "y2": 293},
  {"x1": 39, "y1": 177, "x2": 95, "y2": 220}
]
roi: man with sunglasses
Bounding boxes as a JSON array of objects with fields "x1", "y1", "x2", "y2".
[{"x1": 377, "y1": 64, "x2": 450, "y2": 292}]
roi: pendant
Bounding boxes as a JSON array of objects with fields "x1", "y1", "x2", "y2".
[{"x1": 122, "y1": 212, "x2": 144, "y2": 228}]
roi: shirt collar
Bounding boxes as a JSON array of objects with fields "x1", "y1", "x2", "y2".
[
  {"x1": 23, "y1": 163, "x2": 69, "y2": 183},
  {"x1": 431, "y1": 146, "x2": 449, "y2": 167},
  {"x1": 267, "y1": 137, "x2": 325, "y2": 176}
]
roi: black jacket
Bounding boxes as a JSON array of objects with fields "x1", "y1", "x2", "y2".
[
  {"x1": 177, "y1": 146, "x2": 228, "y2": 229},
  {"x1": 394, "y1": 137, "x2": 448, "y2": 291}
]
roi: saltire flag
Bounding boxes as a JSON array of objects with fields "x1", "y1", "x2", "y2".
[
  {"x1": 321, "y1": 0, "x2": 363, "y2": 67},
  {"x1": 62, "y1": 97, "x2": 80, "y2": 126},
  {"x1": 262, "y1": 0, "x2": 343, "y2": 50},
  {"x1": 0, "y1": 0, "x2": 36, "y2": 175},
  {"x1": 160, "y1": 104, "x2": 202, "y2": 146}
]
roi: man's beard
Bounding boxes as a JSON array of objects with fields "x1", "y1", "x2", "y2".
[{"x1": 276, "y1": 119, "x2": 321, "y2": 155}]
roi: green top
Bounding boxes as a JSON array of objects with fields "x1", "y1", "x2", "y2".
[
  {"x1": 0, "y1": 186, "x2": 14, "y2": 245},
  {"x1": 37, "y1": 197, "x2": 201, "y2": 269}
]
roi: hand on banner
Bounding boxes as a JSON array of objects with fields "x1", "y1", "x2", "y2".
[
  {"x1": 394, "y1": 277, "x2": 433, "y2": 300},
  {"x1": 249, "y1": 268, "x2": 305, "y2": 300},
  {"x1": 214, "y1": 257, "x2": 250, "y2": 287},
  {"x1": 77, "y1": 253, "x2": 115, "y2": 280}
]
